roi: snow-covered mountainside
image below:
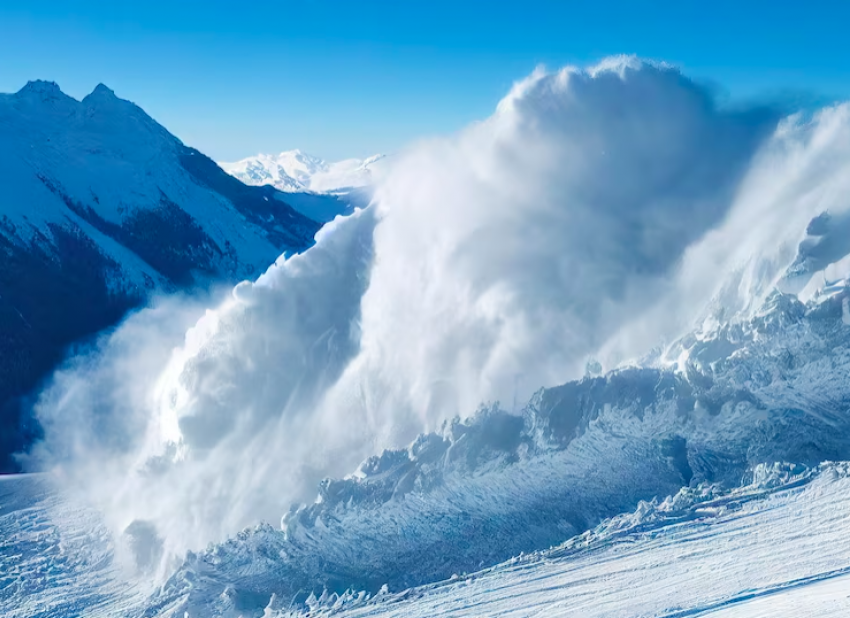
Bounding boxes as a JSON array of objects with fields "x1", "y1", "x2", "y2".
[
  {"x1": 219, "y1": 150, "x2": 385, "y2": 194},
  {"x1": 0, "y1": 80, "x2": 322, "y2": 472}
]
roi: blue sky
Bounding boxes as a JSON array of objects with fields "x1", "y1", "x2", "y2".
[{"x1": 2, "y1": 1, "x2": 848, "y2": 161}]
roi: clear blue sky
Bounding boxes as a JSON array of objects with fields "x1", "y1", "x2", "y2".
[{"x1": 2, "y1": 1, "x2": 848, "y2": 161}]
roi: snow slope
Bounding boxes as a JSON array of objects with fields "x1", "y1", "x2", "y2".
[
  {"x1": 272, "y1": 463, "x2": 850, "y2": 618},
  {"x1": 0, "y1": 80, "x2": 321, "y2": 471},
  {"x1": 219, "y1": 150, "x2": 385, "y2": 194},
  {"x1": 0, "y1": 474, "x2": 146, "y2": 618},
  {"x1": 3, "y1": 463, "x2": 850, "y2": 617}
]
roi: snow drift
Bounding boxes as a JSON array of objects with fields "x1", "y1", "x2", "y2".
[{"x1": 28, "y1": 57, "x2": 850, "y2": 601}]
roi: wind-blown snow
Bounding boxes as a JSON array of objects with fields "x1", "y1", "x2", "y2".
[{"x1": 23, "y1": 56, "x2": 850, "y2": 612}]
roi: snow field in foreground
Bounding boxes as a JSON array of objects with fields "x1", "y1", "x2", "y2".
[
  {"x1": 270, "y1": 464, "x2": 850, "y2": 618},
  {"x1": 3, "y1": 464, "x2": 850, "y2": 617}
]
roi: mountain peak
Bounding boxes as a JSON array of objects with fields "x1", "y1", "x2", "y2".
[
  {"x1": 82, "y1": 83, "x2": 124, "y2": 108},
  {"x1": 361, "y1": 153, "x2": 386, "y2": 168},
  {"x1": 89, "y1": 83, "x2": 117, "y2": 98},
  {"x1": 16, "y1": 80, "x2": 65, "y2": 99}
]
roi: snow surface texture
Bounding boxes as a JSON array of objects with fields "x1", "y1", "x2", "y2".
[
  {"x1": 0, "y1": 474, "x2": 146, "y2": 617},
  {"x1": 13, "y1": 57, "x2": 850, "y2": 615},
  {"x1": 264, "y1": 463, "x2": 850, "y2": 618},
  {"x1": 219, "y1": 150, "x2": 386, "y2": 194},
  {"x1": 3, "y1": 464, "x2": 850, "y2": 616}
]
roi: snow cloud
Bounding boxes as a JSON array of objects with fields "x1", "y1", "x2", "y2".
[{"x1": 29, "y1": 57, "x2": 850, "y2": 575}]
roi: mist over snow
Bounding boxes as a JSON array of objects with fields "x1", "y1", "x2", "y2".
[{"x1": 27, "y1": 56, "x2": 850, "y2": 580}]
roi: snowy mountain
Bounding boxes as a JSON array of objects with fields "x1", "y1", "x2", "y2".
[
  {"x1": 219, "y1": 150, "x2": 385, "y2": 194},
  {"x1": 0, "y1": 80, "x2": 323, "y2": 472}
]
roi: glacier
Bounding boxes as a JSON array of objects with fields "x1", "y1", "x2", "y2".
[{"x1": 4, "y1": 56, "x2": 850, "y2": 616}]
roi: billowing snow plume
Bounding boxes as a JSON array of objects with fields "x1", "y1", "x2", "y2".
[{"x1": 30, "y1": 57, "x2": 850, "y2": 578}]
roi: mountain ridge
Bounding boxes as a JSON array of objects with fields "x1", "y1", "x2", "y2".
[
  {"x1": 219, "y1": 150, "x2": 386, "y2": 194},
  {"x1": 0, "y1": 80, "x2": 323, "y2": 472}
]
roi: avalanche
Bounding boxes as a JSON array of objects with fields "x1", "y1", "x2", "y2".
[
  {"x1": 5, "y1": 56, "x2": 850, "y2": 617},
  {"x1": 136, "y1": 288, "x2": 850, "y2": 615}
]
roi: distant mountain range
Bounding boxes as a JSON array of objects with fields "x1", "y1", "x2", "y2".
[
  {"x1": 0, "y1": 80, "x2": 349, "y2": 471},
  {"x1": 219, "y1": 150, "x2": 386, "y2": 194}
]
